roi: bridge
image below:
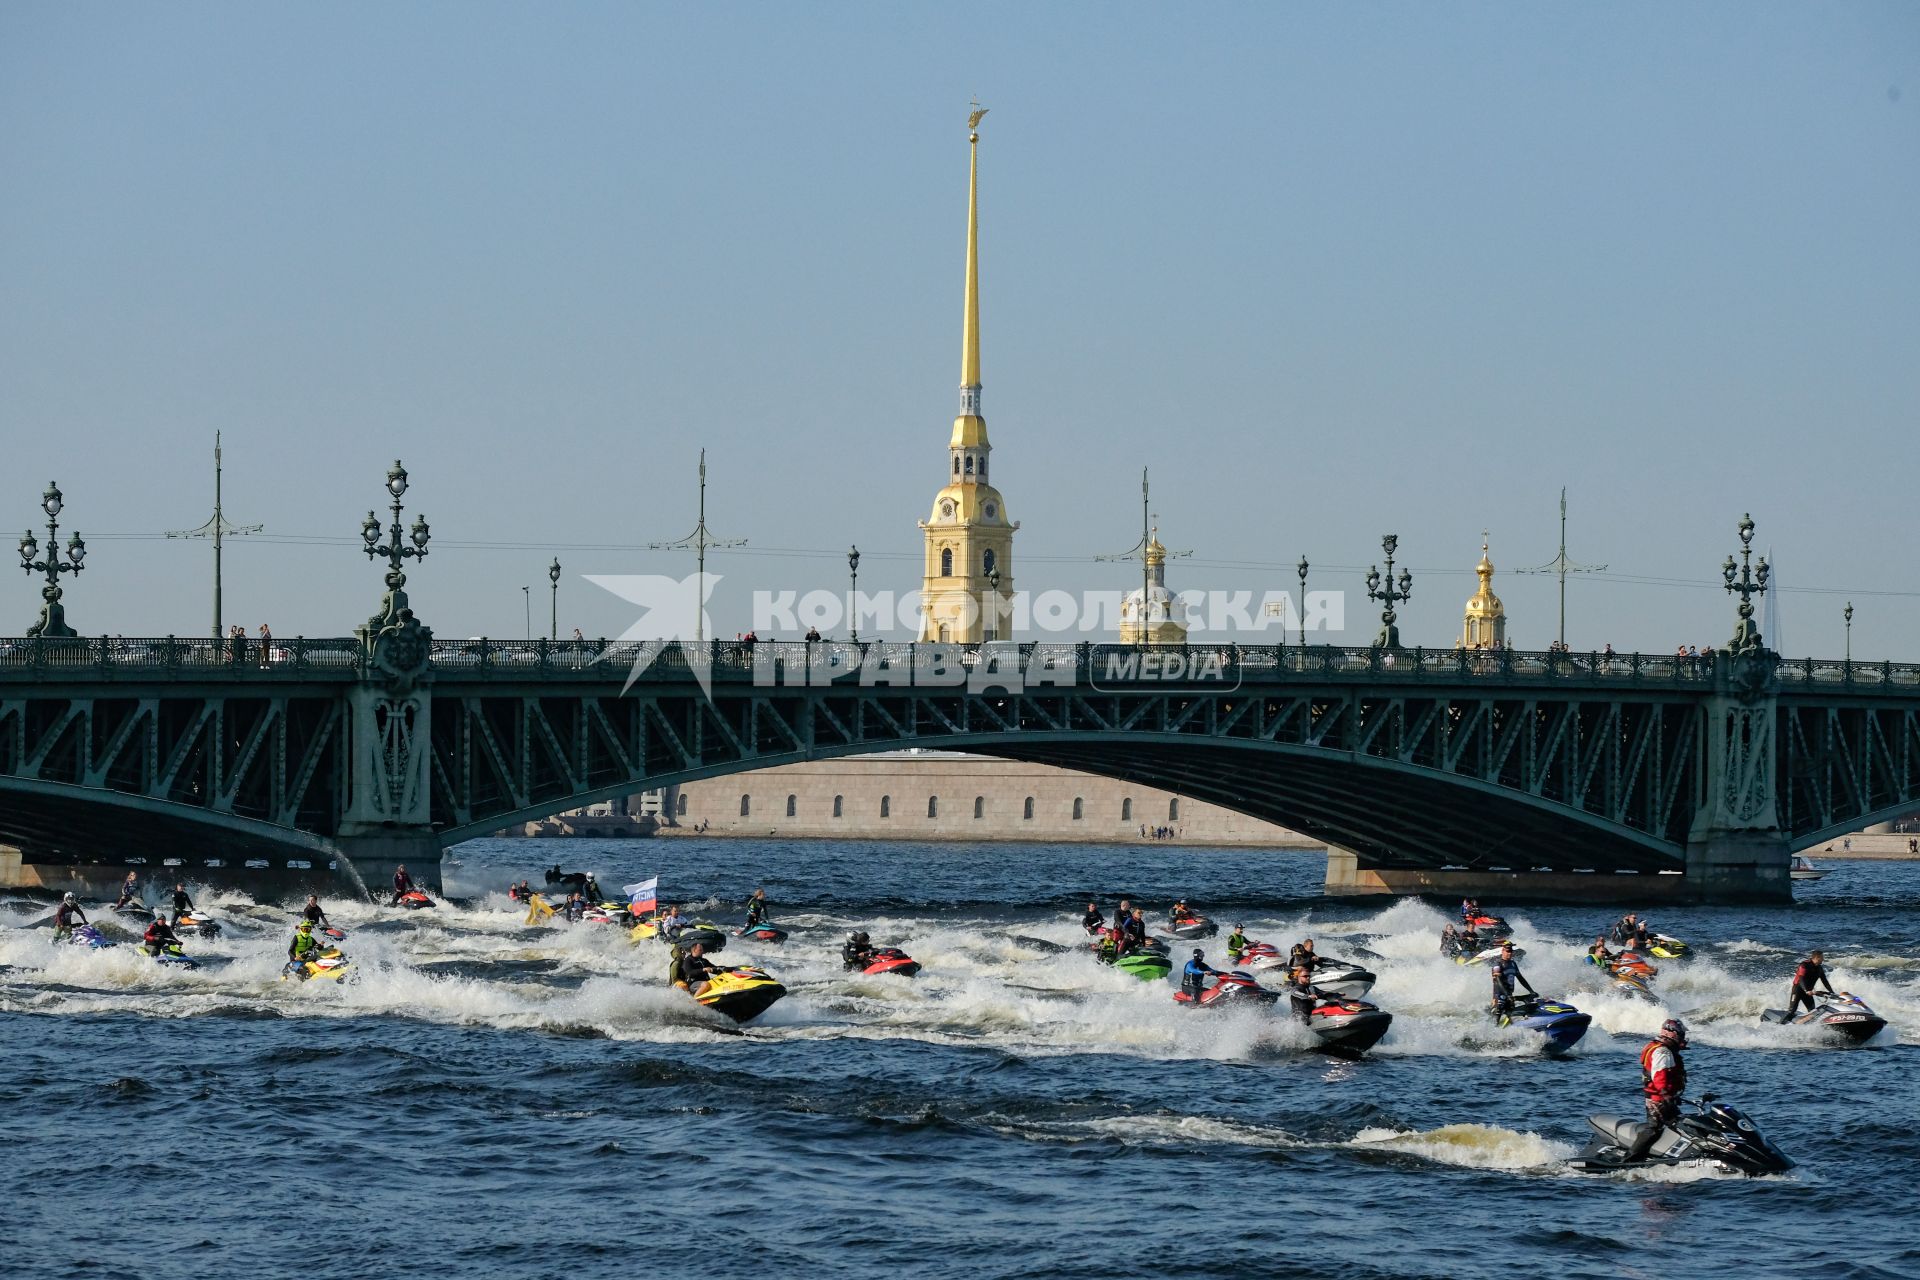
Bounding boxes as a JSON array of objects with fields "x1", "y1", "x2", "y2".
[{"x1": 3, "y1": 630, "x2": 1916, "y2": 902}]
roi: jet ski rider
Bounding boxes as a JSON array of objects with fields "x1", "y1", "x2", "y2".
[
  {"x1": 1284, "y1": 965, "x2": 1318, "y2": 1024},
  {"x1": 843, "y1": 931, "x2": 875, "y2": 971},
  {"x1": 54, "y1": 893, "x2": 88, "y2": 941},
  {"x1": 391, "y1": 865, "x2": 415, "y2": 903},
  {"x1": 1225, "y1": 925, "x2": 1250, "y2": 962},
  {"x1": 1460, "y1": 897, "x2": 1480, "y2": 922},
  {"x1": 143, "y1": 914, "x2": 182, "y2": 957},
  {"x1": 171, "y1": 884, "x2": 195, "y2": 923},
  {"x1": 1111, "y1": 899, "x2": 1133, "y2": 933},
  {"x1": 1787, "y1": 949, "x2": 1836, "y2": 1018},
  {"x1": 1119, "y1": 908, "x2": 1147, "y2": 956},
  {"x1": 1588, "y1": 937, "x2": 1618, "y2": 967},
  {"x1": 675, "y1": 941, "x2": 716, "y2": 996},
  {"x1": 301, "y1": 895, "x2": 332, "y2": 931},
  {"x1": 1625, "y1": 1018, "x2": 1690, "y2": 1163},
  {"x1": 745, "y1": 889, "x2": 771, "y2": 928},
  {"x1": 1288, "y1": 938, "x2": 1320, "y2": 974},
  {"x1": 1081, "y1": 902, "x2": 1105, "y2": 935},
  {"x1": 288, "y1": 921, "x2": 321, "y2": 967},
  {"x1": 1489, "y1": 942, "x2": 1536, "y2": 1015},
  {"x1": 113, "y1": 872, "x2": 139, "y2": 909},
  {"x1": 1180, "y1": 949, "x2": 1220, "y2": 1004}
]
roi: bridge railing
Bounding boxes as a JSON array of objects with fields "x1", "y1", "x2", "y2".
[{"x1": 5, "y1": 634, "x2": 1918, "y2": 691}]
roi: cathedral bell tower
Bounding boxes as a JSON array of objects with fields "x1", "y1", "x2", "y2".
[{"x1": 919, "y1": 104, "x2": 1017, "y2": 642}]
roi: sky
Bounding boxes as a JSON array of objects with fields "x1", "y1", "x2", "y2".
[{"x1": 2, "y1": 3, "x2": 1916, "y2": 657}]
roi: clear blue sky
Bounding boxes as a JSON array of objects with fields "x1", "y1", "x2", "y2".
[{"x1": 2, "y1": 3, "x2": 1915, "y2": 655}]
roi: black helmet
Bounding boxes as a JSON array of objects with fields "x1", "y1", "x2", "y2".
[
  {"x1": 1192, "y1": 948, "x2": 1205, "y2": 959},
  {"x1": 1659, "y1": 1018, "x2": 1689, "y2": 1048},
  {"x1": 855, "y1": 931, "x2": 870, "y2": 943}
]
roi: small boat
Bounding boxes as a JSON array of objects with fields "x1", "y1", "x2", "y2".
[{"x1": 1790, "y1": 856, "x2": 1829, "y2": 882}]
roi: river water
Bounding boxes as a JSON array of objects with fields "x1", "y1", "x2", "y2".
[{"x1": 4, "y1": 839, "x2": 1916, "y2": 1280}]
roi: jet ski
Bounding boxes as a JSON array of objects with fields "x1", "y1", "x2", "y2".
[
  {"x1": 1494, "y1": 993, "x2": 1591, "y2": 1054},
  {"x1": 1173, "y1": 972, "x2": 1392, "y2": 1057},
  {"x1": 670, "y1": 921, "x2": 727, "y2": 952},
  {"x1": 283, "y1": 948, "x2": 352, "y2": 982},
  {"x1": 1606, "y1": 951, "x2": 1659, "y2": 980},
  {"x1": 686, "y1": 966, "x2": 786, "y2": 1023},
  {"x1": 1761, "y1": 993, "x2": 1887, "y2": 1044},
  {"x1": 171, "y1": 912, "x2": 222, "y2": 940},
  {"x1": 1228, "y1": 942, "x2": 1287, "y2": 972},
  {"x1": 1644, "y1": 934, "x2": 1691, "y2": 961},
  {"x1": 1302, "y1": 957, "x2": 1377, "y2": 999},
  {"x1": 148, "y1": 943, "x2": 198, "y2": 969},
  {"x1": 1568, "y1": 1095, "x2": 1793, "y2": 1176},
  {"x1": 579, "y1": 906, "x2": 623, "y2": 925},
  {"x1": 1609, "y1": 970, "x2": 1658, "y2": 1001},
  {"x1": 858, "y1": 947, "x2": 922, "y2": 978},
  {"x1": 64, "y1": 924, "x2": 115, "y2": 949},
  {"x1": 1165, "y1": 914, "x2": 1218, "y2": 940},
  {"x1": 1449, "y1": 939, "x2": 1523, "y2": 966},
  {"x1": 1462, "y1": 911, "x2": 1511, "y2": 934},
  {"x1": 113, "y1": 903, "x2": 155, "y2": 920},
  {"x1": 628, "y1": 918, "x2": 659, "y2": 943},
  {"x1": 737, "y1": 923, "x2": 788, "y2": 943},
  {"x1": 393, "y1": 890, "x2": 436, "y2": 910},
  {"x1": 1098, "y1": 946, "x2": 1172, "y2": 981}
]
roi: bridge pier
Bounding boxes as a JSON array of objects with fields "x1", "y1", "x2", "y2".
[
  {"x1": 1682, "y1": 833, "x2": 1791, "y2": 904},
  {"x1": 1322, "y1": 847, "x2": 1700, "y2": 903},
  {"x1": 332, "y1": 833, "x2": 443, "y2": 899}
]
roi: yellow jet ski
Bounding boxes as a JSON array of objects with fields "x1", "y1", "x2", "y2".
[
  {"x1": 629, "y1": 916, "x2": 659, "y2": 944},
  {"x1": 525, "y1": 894, "x2": 558, "y2": 926},
  {"x1": 683, "y1": 966, "x2": 786, "y2": 1023},
  {"x1": 283, "y1": 947, "x2": 352, "y2": 982}
]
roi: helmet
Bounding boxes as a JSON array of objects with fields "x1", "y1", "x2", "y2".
[
  {"x1": 1192, "y1": 948, "x2": 1205, "y2": 959},
  {"x1": 297, "y1": 921, "x2": 313, "y2": 933},
  {"x1": 63, "y1": 892, "x2": 76, "y2": 903},
  {"x1": 1659, "y1": 1018, "x2": 1688, "y2": 1048}
]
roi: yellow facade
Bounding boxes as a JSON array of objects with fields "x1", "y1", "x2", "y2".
[
  {"x1": 1460, "y1": 536, "x2": 1508, "y2": 649},
  {"x1": 920, "y1": 111, "x2": 1017, "y2": 642}
]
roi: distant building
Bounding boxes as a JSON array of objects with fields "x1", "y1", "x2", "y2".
[
  {"x1": 1460, "y1": 536, "x2": 1507, "y2": 649},
  {"x1": 1118, "y1": 528, "x2": 1191, "y2": 645}
]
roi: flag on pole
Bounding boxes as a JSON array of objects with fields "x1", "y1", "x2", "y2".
[{"x1": 625, "y1": 877, "x2": 659, "y2": 913}]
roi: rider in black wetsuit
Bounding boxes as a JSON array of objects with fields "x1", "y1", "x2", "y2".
[
  {"x1": 392, "y1": 866, "x2": 415, "y2": 903},
  {"x1": 171, "y1": 885, "x2": 195, "y2": 923},
  {"x1": 843, "y1": 931, "x2": 875, "y2": 971},
  {"x1": 300, "y1": 895, "x2": 331, "y2": 930},
  {"x1": 745, "y1": 890, "x2": 771, "y2": 928},
  {"x1": 675, "y1": 942, "x2": 716, "y2": 994},
  {"x1": 1285, "y1": 965, "x2": 1318, "y2": 1024},
  {"x1": 1081, "y1": 902, "x2": 1105, "y2": 935},
  {"x1": 1787, "y1": 950, "x2": 1836, "y2": 1018},
  {"x1": 113, "y1": 872, "x2": 139, "y2": 909},
  {"x1": 1288, "y1": 939, "x2": 1321, "y2": 974},
  {"x1": 144, "y1": 916, "x2": 181, "y2": 956},
  {"x1": 1180, "y1": 949, "x2": 1220, "y2": 1004},
  {"x1": 54, "y1": 893, "x2": 88, "y2": 941}
]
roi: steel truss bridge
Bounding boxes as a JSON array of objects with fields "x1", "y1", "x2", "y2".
[{"x1": 3, "y1": 635, "x2": 1917, "y2": 901}]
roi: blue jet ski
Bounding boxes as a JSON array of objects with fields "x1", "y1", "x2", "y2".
[{"x1": 1496, "y1": 993, "x2": 1591, "y2": 1054}]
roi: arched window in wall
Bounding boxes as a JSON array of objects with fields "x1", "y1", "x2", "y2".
[
  {"x1": 927, "y1": 796, "x2": 939, "y2": 819},
  {"x1": 1023, "y1": 797, "x2": 1034, "y2": 820},
  {"x1": 1168, "y1": 798, "x2": 1180, "y2": 821},
  {"x1": 785, "y1": 794, "x2": 797, "y2": 818},
  {"x1": 833, "y1": 794, "x2": 843, "y2": 818},
  {"x1": 973, "y1": 796, "x2": 984, "y2": 819},
  {"x1": 739, "y1": 795, "x2": 750, "y2": 817},
  {"x1": 880, "y1": 795, "x2": 891, "y2": 818},
  {"x1": 941, "y1": 548, "x2": 954, "y2": 577},
  {"x1": 1072, "y1": 797, "x2": 1084, "y2": 820},
  {"x1": 1121, "y1": 797, "x2": 1133, "y2": 822},
  {"x1": 983, "y1": 548, "x2": 997, "y2": 576}
]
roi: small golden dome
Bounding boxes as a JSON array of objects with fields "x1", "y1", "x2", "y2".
[{"x1": 950, "y1": 415, "x2": 989, "y2": 448}]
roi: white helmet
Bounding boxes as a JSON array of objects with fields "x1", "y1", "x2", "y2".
[{"x1": 63, "y1": 892, "x2": 76, "y2": 903}]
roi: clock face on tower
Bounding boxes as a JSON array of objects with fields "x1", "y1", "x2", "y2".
[
  {"x1": 984, "y1": 502, "x2": 997, "y2": 519},
  {"x1": 941, "y1": 500, "x2": 955, "y2": 519}
]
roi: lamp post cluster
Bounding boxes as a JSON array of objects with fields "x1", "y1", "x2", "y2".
[
  {"x1": 18, "y1": 482, "x2": 86, "y2": 638},
  {"x1": 1844, "y1": 601, "x2": 1853, "y2": 666},
  {"x1": 847, "y1": 545, "x2": 861, "y2": 642},
  {"x1": 1296, "y1": 556, "x2": 1309, "y2": 646},
  {"x1": 1721, "y1": 512, "x2": 1769, "y2": 653},
  {"x1": 361, "y1": 460, "x2": 430, "y2": 627},
  {"x1": 1365, "y1": 534, "x2": 1412, "y2": 650}
]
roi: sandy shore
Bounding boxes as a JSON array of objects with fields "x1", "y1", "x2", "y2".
[{"x1": 1804, "y1": 834, "x2": 1920, "y2": 862}]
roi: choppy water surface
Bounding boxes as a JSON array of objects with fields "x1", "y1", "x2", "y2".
[{"x1": 5, "y1": 840, "x2": 1917, "y2": 1280}]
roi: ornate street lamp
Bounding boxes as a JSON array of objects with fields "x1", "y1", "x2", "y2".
[
  {"x1": 1721, "y1": 512, "x2": 1770, "y2": 653},
  {"x1": 847, "y1": 545, "x2": 861, "y2": 642},
  {"x1": 986, "y1": 566, "x2": 1002, "y2": 642},
  {"x1": 1364, "y1": 534, "x2": 1412, "y2": 649},
  {"x1": 1844, "y1": 601, "x2": 1853, "y2": 667},
  {"x1": 19, "y1": 481, "x2": 86, "y2": 637},
  {"x1": 1296, "y1": 555, "x2": 1309, "y2": 648},
  {"x1": 361, "y1": 459, "x2": 431, "y2": 637},
  {"x1": 549, "y1": 558, "x2": 562, "y2": 641}
]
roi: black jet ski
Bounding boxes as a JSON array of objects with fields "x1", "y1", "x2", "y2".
[
  {"x1": 671, "y1": 921, "x2": 727, "y2": 952},
  {"x1": 1165, "y1": 914, "x2": 1218, "y2": 940},
  {"x1": 1568, "y1": 1095, "x2": 1793, "y2": 1176},
  {"x1": 171, "y1": 911, "x2": 221, "y2": 940},
  {"x1": 1173, "y1": 972, "x2": 1392, "y2": 1057},
  {"x1": 1494, "y1": 992, "x2": 1592, "y2": 1055},
  {"x1": 1761, "y1": 993, "x2": 1887, "y2": 1045}
]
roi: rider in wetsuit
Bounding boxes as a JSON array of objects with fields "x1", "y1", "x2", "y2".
[
  {"x1": 745, "y1": 889, "x2": 771, "y2": 928},
  {"x1": 391, "y1": 865, "x2": 415, "y2": 903},
  {"x1": 1285, "y1": 965, "x2": 1318, "y2": 1024},
  {"x1": 1787, "y1": 950, "x2": 1836, "y2": 1018},
  {"x1": 170, "y1": 884, "x2": 195, "y2": 923},
  {"x1": 144, "y1": 915, "x2": 182, "y2": 956},
  {"x1": 300, "y1": 895, "x2": 331, "y2": 931},
  {"x1": 1625, "y1": 1019, "x2": 1689, "y2": 1163},
  {"x1": 843, "y1": 931, "x2": 875, "y2": 972},
  {"x1": 1589, "y1": 936, "x2": 1618, "y2": 967},
  {"x1": 1489, "y1": 943, "x2": 1536, "y2": 1016},
  {"x1": 113, "y1": 872, "x2": 139, "y2": 909},
  {"x1": 1225, "y1": 926, "x2": 1250, "y2": 962},
  {"x1": 1288, "y1": 939, "x2": 1321, "y2": 974},
  {"x1": 1082, "y1": 902, "x2": 1105, "y2": 935},
  {"x1": 53, "y1": 893, "x2": 88, "y2": 941},
  {"x1": 1179, "y1": 949, "x2": 1220, "y2": 1005},
  {"x1": 1120, "y1": 909, "x2": 1147, "y2": 956},
  {"x1": 674, "y1": 941, "x2": 716, "y2": 995},
  {"x1": 287, "y1": 920, "x2": 322, "y2": 968}
]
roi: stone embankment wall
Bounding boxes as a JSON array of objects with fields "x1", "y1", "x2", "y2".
[{"x1": 653, "y1": 754, "x2": 1321, "y2": 847}]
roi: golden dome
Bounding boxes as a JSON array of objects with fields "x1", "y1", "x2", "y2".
[{"x1": 1460, "y1": 534, "x2": 1507, "y2": 647}]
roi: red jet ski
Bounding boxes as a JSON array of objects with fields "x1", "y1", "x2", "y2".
[
  {"x1": 1463, "y1": 911, "x2": 1511, "y2": 933},
  {"x1": 1173, "y1": 971, "x2": 1394, "y2": 1058},
  {"x1": 738, "y1": 924, "x2": 789, "y2": 943},
  {"x1": 860, "y1": 947, "x2": 922, "y2": 978},
  {"x1": 393, "y1": 890, "x2": 436, "y2": 909}
]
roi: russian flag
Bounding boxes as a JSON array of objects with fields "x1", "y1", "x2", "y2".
[{"x1": 624, "y1": 877, "x2": 658, "y2": 913}]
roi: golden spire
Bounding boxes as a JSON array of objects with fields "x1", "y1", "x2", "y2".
[
  {"x1": 960, "y1": 101, "x2": 984, "y2": 402},
  {"x1": 1477, "y1": 530, "x2": 1494, "y2": 585}
]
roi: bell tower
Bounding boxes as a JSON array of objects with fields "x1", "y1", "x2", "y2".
[{"x1": 919, "y1": 104, "x2": 1017, "y2": 642}]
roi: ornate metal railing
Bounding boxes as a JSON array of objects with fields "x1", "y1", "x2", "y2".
[{"x1": 7, "y1": 633, "x2": 1916, "y2": 690}]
